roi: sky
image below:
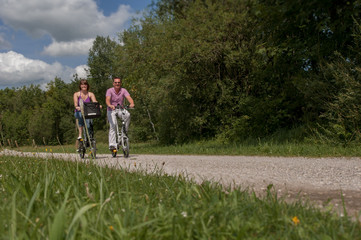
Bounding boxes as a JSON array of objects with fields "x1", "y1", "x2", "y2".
[{"x1": 0, "y1": 0, "x2": 153, "y2": 89}]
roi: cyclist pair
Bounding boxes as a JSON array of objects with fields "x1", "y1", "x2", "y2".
[{"x1": 74, "y1": 77, "x2": 134, "y2": 158}]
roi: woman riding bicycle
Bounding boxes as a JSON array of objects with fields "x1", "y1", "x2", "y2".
[
  {"x1": 106, "y1": 77, "x2": 135, "y2": 150},
  {"x1": 73, "y1": 79, "x2": 101, "y2": 140}
]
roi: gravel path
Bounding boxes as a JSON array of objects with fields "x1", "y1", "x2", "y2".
[{"x1": 2, "y1": 149, "x2": 361, "y2": 218}]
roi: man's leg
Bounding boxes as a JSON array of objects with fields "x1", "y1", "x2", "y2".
[
  {"x1": 107, "y1": 110, "x2": 117, "y2": 148},
  {"x1": 121, "y1": 109, "x2": 131, "y2": 133}
]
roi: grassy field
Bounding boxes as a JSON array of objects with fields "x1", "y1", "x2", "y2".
[
  {"x1": 1, "y1": 155, "x2": 360, "y2": 239},
  {"x1": 11, "y1": 140, "x2": 361, "y2": 157}
]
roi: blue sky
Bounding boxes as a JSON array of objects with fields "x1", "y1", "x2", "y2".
[{"x1": 0, "y1": 0, "x2": 154, "y2": 89}]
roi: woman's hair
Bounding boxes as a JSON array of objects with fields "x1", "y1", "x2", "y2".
[{"x1": 79, "y1": 79, "x2": 90, "y2": 91}]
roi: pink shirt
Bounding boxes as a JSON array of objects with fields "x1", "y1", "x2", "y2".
[{"x1": 106, "y1": 87, "x2": 130, "y2": 111}]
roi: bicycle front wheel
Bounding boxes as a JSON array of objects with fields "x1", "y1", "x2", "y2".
[
  {"x1": 122, "y1": 136, "x2": 129, "y2": 158},
  {"x1": 111, "y1": 149, "x2": 117, "y2": 158},
  {"x1": 90, "y1": 139, "x2": 96, "y2": 158},
  {"x1": 78, "y1": 140, "x2": 85, "y2": 158}
]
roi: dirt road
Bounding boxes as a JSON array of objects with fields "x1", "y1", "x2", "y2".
[{"x1": 2, "y1": 149, "x2": 361, "y2": 218}]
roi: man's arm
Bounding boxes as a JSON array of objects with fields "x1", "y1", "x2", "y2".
[
  {"x1": 106, "y1": 96, "x2": 115, "y2": 110},
  {"x1": 126, "y1": 95, "x2": 135, "y2": 108}
]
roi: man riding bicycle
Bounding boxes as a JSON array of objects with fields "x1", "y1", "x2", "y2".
[{"x1": 106, "y1": 76, "x2": 135, "y2": 151}]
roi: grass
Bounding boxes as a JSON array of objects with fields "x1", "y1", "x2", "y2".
[
  {"x1": 1, "y1": 155, "x2": 360, "y2": 239},
  {"x1": 11, "y1": 139, "x2": 361, "y2": 157}
]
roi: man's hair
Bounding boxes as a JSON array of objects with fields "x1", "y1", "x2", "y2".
[
  {"x1": 79, "y1": 79, "x2": 90, "y2": 91},
  {"x1": 113, "y1": 76, "x2": 122, "y2": 82}
]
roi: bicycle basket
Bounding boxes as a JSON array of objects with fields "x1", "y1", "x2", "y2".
[{"x1": 83, "y1": 102, "x2": 101, "y2": 119}]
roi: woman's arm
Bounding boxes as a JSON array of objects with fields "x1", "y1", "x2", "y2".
[
  {"x1": 90, "y1": 92, "x2": 102, "y2": 108},
  {"x1": 89, "y1": 92, "x2": 97, "y2": 102},
  {"x1": 73, "y1": 92, "x2": 80, "y2": 111}
]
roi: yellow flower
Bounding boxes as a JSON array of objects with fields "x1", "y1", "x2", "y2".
[
  {"x1": 50, "y1": 149, "x2": 52, "y2": 152},
  {"x1": 45, "y1": 148, "x2": 48, "y2": 152},
  {"x1": 292, "y1": 216, "x2": 300, "y2": 225},
  {"x1": 109, "y1": 225, "x2": 114, "y2": 231}
]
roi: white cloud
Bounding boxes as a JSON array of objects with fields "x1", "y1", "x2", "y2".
[
  {"x1": 42, "y1": 38, "x2": 94, "y2": 56},
  {"x1": 0, "y1": 51, "x2": 87, "y2": 88},
  {"x1": 0, "y1": 0, "x2": 137, "y2": 57},
  {"x1": 74, "y1": 65, "x2": 89, "y2": 79},
  {"x1": 0, "y1": 0, "x2": 133, "y2": 42}
]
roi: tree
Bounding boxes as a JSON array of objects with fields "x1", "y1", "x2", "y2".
[
  {"x1": 41, "y1": 78, "x2": 74, "y2": 144},
  {"x1": 117, "y1": 0, "x2": 262, "y2": 143},
  {"x1": 88, "y1": 36, "x2": 120, "y2": 104}
]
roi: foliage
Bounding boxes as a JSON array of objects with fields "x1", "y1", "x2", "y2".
[
  {"x1": 111, "y1": 0, "x2": 361, "y2": 144},
  {"x1": 0, "y1": 79, "x2": 77, "y2": 145},
  {"x1": 2, "y1": 0, "x2": 361, "y2": 145},
  {"x1": 87, "y1": 36, "x2": 119, "y2": 104},
  {"x1": 305, "y1": 17, "x2": 361, "y2": 144}
]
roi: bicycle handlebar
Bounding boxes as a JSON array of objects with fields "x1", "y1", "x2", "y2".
[{"x1": 114, "y1": 104, "x2": 134, "y2": 110}]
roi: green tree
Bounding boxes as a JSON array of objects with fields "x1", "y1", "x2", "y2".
[
  {"x1": 119, "y1": 0, "x2": 262, "y2": 143},
  {"x1": 88, "y1": 36, "x2": 120, "y2": 104},
  {"x1": 251, "y1": 0, "x2": 361, "y2": 134},
  {"x1": 312, "y1": 18, "x2": 361, "y2": 144},
  {"x1": 84, "y1": 0, "x2": 361, "y2": 144},
  {"x1": 87, "y1": 36, "x2": 122, "y2": 132},
  {"x1": 41, "y1": 78, "x2": 74, "y2": 144},
  {"x1": 0, "y1": 85, "x2": 45, "y2": 144}
]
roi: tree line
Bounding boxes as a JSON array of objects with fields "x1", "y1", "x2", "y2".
[{"x1": 1, "y1": 0, "x2": 361, "y2": 146}]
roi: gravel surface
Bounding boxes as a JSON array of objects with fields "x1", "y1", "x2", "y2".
[{"x1": 2, "y1": 149, "x2": 361, "y2": 218}]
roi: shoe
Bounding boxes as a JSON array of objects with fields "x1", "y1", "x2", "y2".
[
  {"x1": 77, "y1": 136, "x2": 82, "y2": 140},
  {"x1": 109, "y1": 146, "x2": 116, "y2": 151}
]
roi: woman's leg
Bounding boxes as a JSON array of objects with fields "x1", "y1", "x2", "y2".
[
  {"x1": 74, "y1": 111, "x2": 84, "y2": 139},
  {"x1": 85, "y1": 119, "x2": 94, "y2": 139}
]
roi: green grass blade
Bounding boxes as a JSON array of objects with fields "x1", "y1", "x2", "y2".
[
  {"x1": 49, "y1": 187, "x2": 70, "y2": 240},
  {"x1": 10, "y1": 190, "x2": 18, "y2": 239},
  {"x1": 26, "y1": 183, "x2": 41, "y2": 218},
  {"x1": 66, "y1": 203, "x2": 98, "y2": 238}
]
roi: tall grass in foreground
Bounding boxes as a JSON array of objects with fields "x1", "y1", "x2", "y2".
[{"x1": 1, "y1": 156, "x2": 360, "y2": 239}]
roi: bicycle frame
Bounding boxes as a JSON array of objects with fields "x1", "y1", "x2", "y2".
[{"x1": 77, "y1": 103, "x2": 97, "y2": 159}]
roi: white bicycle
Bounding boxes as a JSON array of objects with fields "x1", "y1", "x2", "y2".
[{"x1": 110, "y1": 105, "x2": 131, "y2": 158}]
